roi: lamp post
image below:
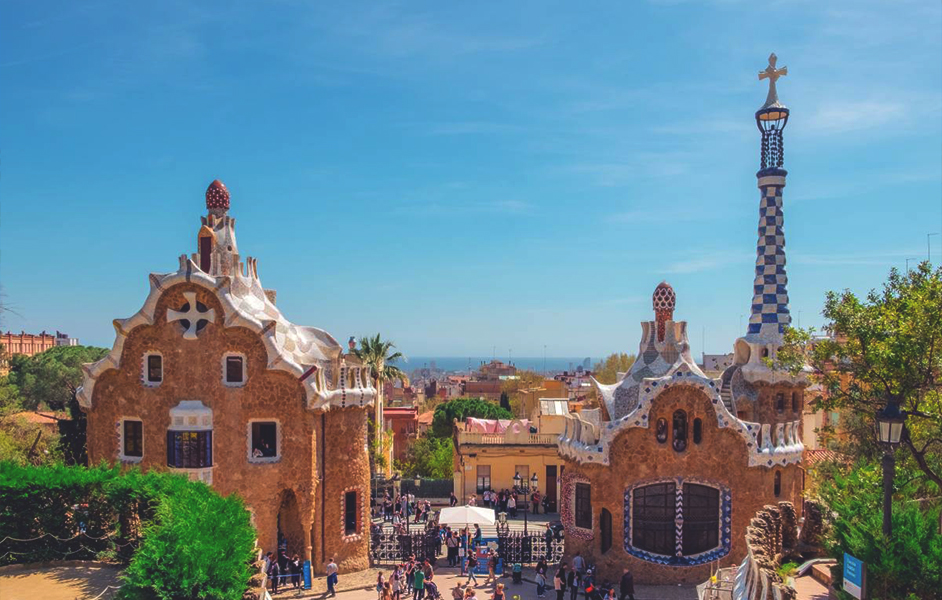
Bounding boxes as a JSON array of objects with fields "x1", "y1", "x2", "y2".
[
  {"x1": 513, "y1": 473, "x2": 541, "y2": 534},
  {"x1": 875, "y1": 402, "x2": 906, "y2": 537}
]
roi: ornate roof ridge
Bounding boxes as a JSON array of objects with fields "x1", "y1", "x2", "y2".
[{"x1": 77, "y1": 257, "x2": 375, "y2": 412}]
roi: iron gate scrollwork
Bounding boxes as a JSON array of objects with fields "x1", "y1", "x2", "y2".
[
  {"x1": 371, "y1": 526, "x2": 442, "y2": 565},
  {"x1": 496, "y1": 531, "x2": 564, "y2": 565}
]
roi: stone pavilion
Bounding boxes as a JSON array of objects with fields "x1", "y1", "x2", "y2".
[
  {"x1": 556, "y1": 54, "x2": 807, "y2": 585},
  {"x1": 79, "y1": 180, "x2": 376, "y2": 574}
]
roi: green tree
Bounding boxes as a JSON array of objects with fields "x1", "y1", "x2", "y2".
[
  {"x1": 352, "y1": 334, "x2": 410, "y2": 472},
  {"x1": 591, "y1": 353, "x2": 636, "y2": 384},
  {"x1": 817, "y1": 458, "x2": 941, "y2": 599},
  {"x1": 397, "y1": 436, "x2": 454, "y2": 479},
  {"x1": 777, "y1": 263, "x2": 942, "y2": 488},
  {"x1": 431, "y1": 397, "x2": 513, "y2": 438},
  {"x1": 7, "y1": 345, "x2": 108, "y2": 413}
]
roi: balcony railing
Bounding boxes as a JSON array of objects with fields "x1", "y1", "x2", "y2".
[{"x1": 456, "y1": 431, "x2": 559, "y2": 446}]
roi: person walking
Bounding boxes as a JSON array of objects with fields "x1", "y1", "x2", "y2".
[
  {"x1": 618, "y1": 569, "x2": 635, "y2": 600},
  {"x1": 377, "y1": 572, "x2": 388, "y2": 599},
  {"x1": 535, "y1": 568, "x2": 547, "y2": 598},
  {"x1": 507, "y1": 494, "x2": 516, "y2": 519},
  {"x1": 291, "y1": 554, "x2": 302, "y2": 589},
  {"x1": 267, "y1": 557, "x2": 281, "y2": 594},
  {"x1": 484, "y1": 550, "x2": 497, "y2": 585},
  {"x1": 413, "y1": 564, "x2": 426, "y2": 600},
  {"x1": 325, "y1": 556, "x2": 339, "y2": 597},
  {"x1": 423, "y1": 559, "x2": 434, "y2": 582},
  {"x1": 406, "y1": 557, "x2": 416, "y2": 591},
  {"x1": 567, "y1": 567, "x2": 578, "y2": 600},
  {"x1": 392, "y1": 566, "x2": 403, "y2": 600},
  {"x1": 554, "y1": 564, "x2": 568, "y2": 600},
  {"x1": 531, "y1": 490, "x2": 541, "y2": 515},
  {"x1": 450, "y1": 492, "x2": 458, "y2": 507},
  {"x1": 446, "y1": 530, "x2": 458, "y2": 566},
  {"x1": 465, "y1": 554, "x2": 479, "y2": 586},
  {"x1": 572, "y1": 552, "x2": 585, "y2": 579}
]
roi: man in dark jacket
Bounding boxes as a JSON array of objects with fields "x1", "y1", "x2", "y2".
[{"x1": 619, "y1": 568, "x2": 635, "y2": 600}]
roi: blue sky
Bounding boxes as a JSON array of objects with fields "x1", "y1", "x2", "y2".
[{"x1": 1, "y1": 1, "x2": 940, "y2": 360}]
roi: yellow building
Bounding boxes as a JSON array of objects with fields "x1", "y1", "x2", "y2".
[{"x1": 452, "y1": 403, "x2": 569, "y2": 514}]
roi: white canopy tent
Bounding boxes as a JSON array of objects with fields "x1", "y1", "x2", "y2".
[{"x1": 438, "y1": 505, "x2": 496, "y2": 527}]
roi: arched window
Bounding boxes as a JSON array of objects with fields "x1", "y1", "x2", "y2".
[
  {"x1": 627, "y1": 480, "x2": 729, "y2": 565},
  {"x1": 774, "y1": 471, "x2": 781, "y2": 497},
  {"x1": 672, "y1": 410, "x2": 687, "y2": 452},
  {"x1": 791, "y1": 392, "x2": 799, "y2": 413},
  {"x1": 600, "y1": 509, "x2": 612, "y2": 554},
  {"x1": 776, "y1": 393, "x2": 785, "y2": 413},
  {"x1": 655, "y1": 418, "x2": 668, "y2": 443},
  {"x1": 693, "y1": 418, "x2": 702, "y2": 444}
]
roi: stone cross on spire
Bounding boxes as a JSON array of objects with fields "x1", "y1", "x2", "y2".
[{"x1": 758, "y1": 53, "x2": 788, "y2": 109}]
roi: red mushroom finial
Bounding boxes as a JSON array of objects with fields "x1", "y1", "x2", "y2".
[
  {"x1": 652, "y1": 281, "x2": 676, "y2": 342},
  {"x1": 205, "y1": 179, "x2": 230, "y2": 211}
]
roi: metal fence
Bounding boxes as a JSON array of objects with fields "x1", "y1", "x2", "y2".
[
  {"x1": 371, "y1": 529, "x2": 442, "y2": 565},
  {"x1": 495, "y1": 531, "x2": 564, "y2": 565},
  {"x1": 369, "y1": 526, "x2": 564, "y2": 567}
]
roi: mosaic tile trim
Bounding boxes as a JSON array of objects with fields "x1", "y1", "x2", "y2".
[
  {"x1": 558, "y1": 368, "x2": 803, "y2": 468},
  {"x1": 341, "y1": 486, "x2": 366, "y2": 543},
  {"x1": 559, "y1": 471, "x2": 594, "y2": 541},
  {"x1": 623, "y1": 477, "x2": 732, "y2": 566}
]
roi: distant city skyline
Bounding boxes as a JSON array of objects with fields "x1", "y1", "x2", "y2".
[{"x1": 1, "y1": 1, "x2": 940, "y2": 358}]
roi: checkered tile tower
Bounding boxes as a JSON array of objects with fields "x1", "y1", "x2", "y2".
[{"x1": 746, "y1": 53, "x2": 791, "y2": 346}]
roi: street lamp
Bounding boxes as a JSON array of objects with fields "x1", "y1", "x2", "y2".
[{"x1": 876, "y1": 402, "x2": 906, "y2": 537}]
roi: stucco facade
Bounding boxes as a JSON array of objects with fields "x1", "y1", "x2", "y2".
[
  {"x1": 560, "y1": 383, "x2": 802, "y2": 584},
  {"x1": 80, "y1": 180, "x2": 374, "y2": 574}
]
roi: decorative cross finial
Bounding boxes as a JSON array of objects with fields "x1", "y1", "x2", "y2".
[
  {"x1": 167, "y1": 292, "x2": 216, "y2": 340},
  {"x1": 758, "y1": 53, "x2": 788, "y2": 109}
]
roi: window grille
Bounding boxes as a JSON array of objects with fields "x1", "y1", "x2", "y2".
[
  {"x1": 632, "y1": 482, "x2": 675, "y2": 555},
  {"x1": 681, "y1": 483, "x2": 720, "y2": 556},
  {"x1": 147, "y1": 355, "x2": 162, "y2": 383},
  {"x1": 574, "y1": 483, "x2": 592, "y2": 529},
  {"x1": 123, "y1": 420, "x2": 143, "y2": 457},
  {"x1": 167, "y1": 430, "x2": 212, "y2": 468},
  {"x1": 344, "y1": 491, "x2": 358, "y2": 536}
]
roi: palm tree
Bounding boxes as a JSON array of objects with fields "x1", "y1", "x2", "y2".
[{"x1": 352, "y1": 334, "x2": 410, "y2": 473}]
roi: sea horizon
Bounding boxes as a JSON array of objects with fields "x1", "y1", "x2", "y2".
[{"x1": 391, "y1": 356, "x2": 593, "y2": 374}]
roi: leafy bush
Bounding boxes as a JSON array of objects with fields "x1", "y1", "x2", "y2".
[
  {"x1": 0, "y1": 462, "x2": 255, "y2": 600},
  {"x1": 396, "y1": 436, "x2": 454, "y2": 479},
  {"x1": 818, "y1": 459, "x2": 942, "y2": 599},
  {"x1": 120, "y1": 479, "x2": 255, "y2": 600},
  {"x1": 431, "y1": 397, "x2": 512, "y2": 438}
]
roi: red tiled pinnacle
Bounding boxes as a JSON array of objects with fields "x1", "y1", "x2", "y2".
[
  {"x1": 205, "y1": 179, "x2": 230, "y2": 210},
  {"x1": 653, "y1": 281, "x2": 676, "y2": 342}
]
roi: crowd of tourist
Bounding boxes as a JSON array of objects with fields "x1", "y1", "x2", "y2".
[{"x1": 372, "y1": 491, "x2": 434, "y2": 525}]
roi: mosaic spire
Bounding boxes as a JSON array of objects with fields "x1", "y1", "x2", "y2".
[{"x1": 747, "y1": 54, "x2": 791, "y2": 342}]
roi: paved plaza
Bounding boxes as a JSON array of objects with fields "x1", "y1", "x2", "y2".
[{"x1": 269, "y1": 565, "x2": 698, "y2": 600}]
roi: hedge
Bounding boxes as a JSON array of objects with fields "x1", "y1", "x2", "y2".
[{"x1": 0, "y1": 462, "x2": 256, "y2": 600}]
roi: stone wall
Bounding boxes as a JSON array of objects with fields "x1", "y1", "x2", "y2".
[
  {"x1": 562, "y1": 384, "x2": 802, "y2": 585},
  {"x1": 733, "y1": 502, "x2": 800, "y2": 600},
  {"x1": 316, "y1": 407, "x2": 371, "y2": 574},
  {"x1": 744, "y1": 384, "x2": 803, "y2": 426}
]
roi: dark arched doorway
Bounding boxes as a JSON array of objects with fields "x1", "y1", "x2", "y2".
[{"x1": 277, "y1": 489, "x2": 304, "y2": 561}]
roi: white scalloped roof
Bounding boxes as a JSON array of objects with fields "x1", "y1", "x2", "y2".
[{"x1": 77, "y1": 255, "x2": 375, "y2": 411}]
